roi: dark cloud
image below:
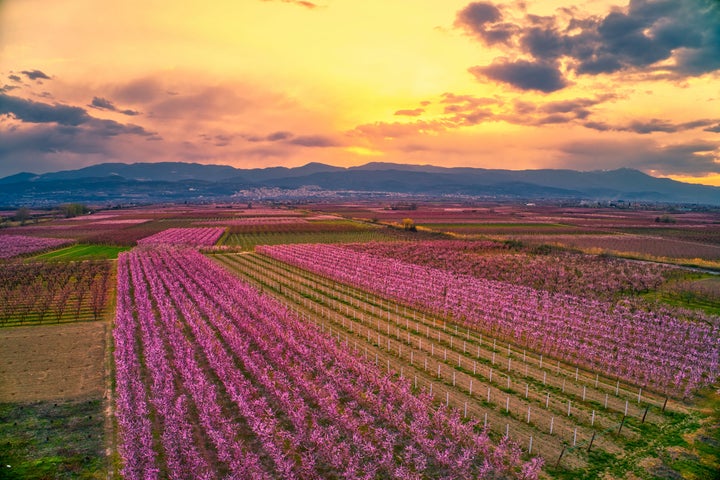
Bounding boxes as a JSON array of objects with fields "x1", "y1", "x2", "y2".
[
  {"x1": 89, "y1": 96, "x2": 140, "y2": 116},
  {"x1": 287, "y1": 135, "x2": 340, "y2": 147},
  {"x1": 558, "y1": 138, "x2": 719, "y2": 175},
  {"x1": 455, "y1": 2, "x2": 516, "y2": 45},
  {"x1": 534, "y1": 95, "x2": 615, "y2": 121},
  {"x1": 469, "y1": 59, "x2": 567, "y2": 92},
  {"x1": 539, "y1": 98, "x2": 600, "y2": 114},
  {"x1": 0, "y1": 93, "x2": 158, "y2": 139},
  {"x1": 536, "y1": 113, "x2": 575, "y2": 125},
  {"x1": 520, "y1": 25, "x2": 565, "y2": 59},
  {"x1": 199, "y1": 133, "x2": 236, "y2": 147},
  {"x1": 20, "y1": 69, "x2": 51, "y2": 81},
  {"x1": 243, "y1": 131, "x2": 293, "y2": 142},
  {"x1": 0, "y1": 93, "x2": 90, "y2": 125},
  {"x1": 394, "y1": 108, "x2": 424, "y2": 117},
  {"x1": 0, "y1": 85, "x2": 20, "y2": 93},
  {"x1": 90, "y1": 97, "x2": 115, "y2": 110},
  {"x1": 440, "y1": 94, "x2": 499, "y2": 124},
  {"x1": 8, "y1": 74, "x2": 21, "y2": 82},
  {"x1": 87, "y1": 118, "x2": 157, "y2": 137},
  {"x1": 583, "y1": 118, "x2": 720, "y2": 134},
  {"x1": 266, "y1": 131, "x2": 293, "y2": 141},
  {"x1": 0, "y1": 116, "x2": 160, "y2": 177},
  {"x1": 705, "y1": 124, "x2": 720, "y2": 133},
  {"x1": 240, "y1": 131, "x2": 339, "y2": 148},
  {"x1": 456, "y1": 0, "x2": 720, "y2": 91}
]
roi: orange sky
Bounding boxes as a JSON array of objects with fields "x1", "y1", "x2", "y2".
[{"x1": 1, "y1": 0, "x2": 719, "y2": 185}]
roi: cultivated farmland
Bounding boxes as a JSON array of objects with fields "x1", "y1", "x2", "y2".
[
  {"x1": 3, "y1": 202, "x2": 719, "y2": 479},
  {"x1": 114, "y1": 247, "x2": 539, "y2": 479}
]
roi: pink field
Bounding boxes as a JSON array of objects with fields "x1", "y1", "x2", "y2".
[
  {"x1": 516, "y1": 234, "x2": 720, "y2": 260},
  {"x1": 195, "y1": 217, "x2": 308, "y2": 226},
  {"x1": 136, "y1": 227, "x2": 225, "y2": 247},
  {"x1": 260, "y1": 243, "x2": 720, "y2": 397},
  {"x1": 114, "y1": 247, "x2": 540, "y2": 478},
  {"x1": 0, "y1": 234, "x2": 71, "y2": 258},
  {"x1": 345, "y1": 241, "x2": 670, "y2": 299}
]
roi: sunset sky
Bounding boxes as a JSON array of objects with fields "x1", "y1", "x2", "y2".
[{"x1": 1, "y1": 0, "x2": 719, "y2": 184}]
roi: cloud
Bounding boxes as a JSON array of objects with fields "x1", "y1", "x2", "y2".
[
  {"x1": 455, "y1": 2, "x2": 516, "y2": 45},
  {"x1": 242, "y1": 131, "x2": 296, "y2": 142},
  {"x1": 0, "y1": 93, "x2": 158, "y2": 139},
  {"x1": 350, "y1": 120, "x2": 449, "y2": 140},
  {"x1": 89, "y1": 96, "x2": 140, "y2": 116},
  {"x1": 394, "y1": 108, "x2": 424, "y2": 117},
  {"x1": 236, "y1": 130, "x2": 341, "y2": 147},
  {"x1": 705, "y1": 124, "x2": 720, "y2": 133},
  {"x1": 440, "y1": 93, "x2": 497, "y2": 113},
  {"x1": 0, "y1": 85, "x2": 20, "y2": 93},
  {"x1": 0, "y1": 93, "x2": 90, "y2": 125},
  {"x1": 584, "y1": 118, "x2": 720, "y2": 134},
  {"x1": 456, "y1": 0, "x2": 720, "y2": 91},
  {"x1": 8, "y1": 74, "x2": 21, "y2": 82},
  {"x1": 469, "y1": 59, "x2": 567, "y2": 92},
  {"x1": 20, "y1": 69, "x2": 51, "y2": 81},
  {"x1": 287, "y1": 134, "x2": 340, "y2": 147},
  {"x1": 558, "y1": 138, "x2": 719, "y2": 175},
  {"x1": 267, "y1": 131, "x2": 293, "y2": 141}
]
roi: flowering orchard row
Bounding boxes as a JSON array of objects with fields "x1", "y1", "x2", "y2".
[
  {"x1": 344, "y1": 241, "x2": 669, "y2": 299},
  {"x1": 195, "y1": 217, "x2": 308, "y2": 226},
  {"x1": 0, "y1": 234, "x2": 71, "y2": 258},
  {"x1": 258, "y1": 244, "x2": 720, "y2": 397},
  {"x1": 136, "y1": 227, "x2": 224, "y2": 247},
  {"x1": 0, "y1": 260, "x2": 111, "y2": 325},
  {"x1": 114, "y1": 247, "x2": 540, "y2": 479},
  {"x1": 515, "y1": 234, "x2": 720, "y2": 260}
]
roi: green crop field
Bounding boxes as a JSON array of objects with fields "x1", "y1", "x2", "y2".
[
  {"x1": 33, "y1": 245, "x2": 130, "y2": 261},
  {"x1": 221, "y1": 229, "x2": 410, "y2": 250}
]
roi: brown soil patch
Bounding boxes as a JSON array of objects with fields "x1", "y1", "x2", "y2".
[{"x1": 0, "y1": 321, "x2": 106, "y2": 402}]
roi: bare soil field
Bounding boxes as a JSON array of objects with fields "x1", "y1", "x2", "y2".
[{"x1": 0, "y1": 321, "x2": 106, "y2": 402}]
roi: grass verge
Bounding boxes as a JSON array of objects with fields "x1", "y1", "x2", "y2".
[
  {"x1": 0, "y1": 399, "x2": 106, "y2": 479},
  {"x1": 32, "y1": 245, "x2": 130, "y2": 262}
]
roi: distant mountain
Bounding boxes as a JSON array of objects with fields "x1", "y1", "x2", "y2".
[
  {"x1": 26, "y1": 162, "x2": 242, "y2": 183},
  {"x1": 1, "y1": 161, "x2": 718, "y2": 206},
  {"x1": 0, "y1": 172, "x2": 38, "y2": 184}
]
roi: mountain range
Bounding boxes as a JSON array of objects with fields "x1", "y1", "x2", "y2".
[{"x1": 1, "y1": 161, "x2": 719, "y2": 206}]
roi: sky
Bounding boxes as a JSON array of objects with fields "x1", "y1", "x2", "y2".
[{"x1": 1, "y1": 0, "x2": 719, "y2": 185}]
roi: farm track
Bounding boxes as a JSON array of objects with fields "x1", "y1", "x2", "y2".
[{"x1": 212, "y1": 252, "x2": 685, "y2": 470}]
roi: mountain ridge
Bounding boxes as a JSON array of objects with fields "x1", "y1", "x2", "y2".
[{"x1": 1, "y1": 161, "x2": 718, "y2": 206}]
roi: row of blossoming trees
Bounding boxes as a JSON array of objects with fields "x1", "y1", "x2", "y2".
[
  {"x1": 115, "y1": 246, "x2": 541, "y2": 479},
  {"x1": 258, "y1": 244, "x2": 720, "y2": 397},
  {"x1": 344, "y1": 240, "x2": 669, "y2": 299},
  {"x1": 0, "y1": 260, "x2": 111, "y2": 325},
  {"x1": 0, "y1": 234, "x2": 71, "y2": 258},
  {"x1": 135, "y1": 227, "x2": 225, "y2": 246}
]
